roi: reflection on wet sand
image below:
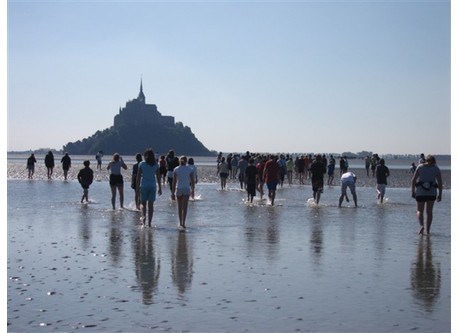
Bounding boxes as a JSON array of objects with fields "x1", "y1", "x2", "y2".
[
  {"x1": 307, "y1": 207, "x2": 325, "y2": 267},
  {"x1": 243, "y1": 207, "x2": 280, "y2": 263},
  {"x1": 108, "y1": 212, "x2": 123, "y2": 267},
  {"x1": 78, "y1": 204, "x2": 91, "y2": 251},
  {"x1": 133, "y1": 228, "x2": 160, "y2": 305},
  {"x1": 171, "y1": 231, "x2": 193, "y2": 297},
  {"x1": 410, "y1": 237, "x2": 441, "y2": 312}
]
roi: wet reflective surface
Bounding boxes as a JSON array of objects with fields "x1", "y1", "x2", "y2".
[{"x1": 8, "y1": 180, "x2": 451, "y2": 332}]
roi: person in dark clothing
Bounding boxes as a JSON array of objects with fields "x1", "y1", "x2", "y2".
[
  {"x1": 77, "y1": 160, "x2": 94, "y2": 203},
  {"x1": 61, "y1": 152, "x2": 72, "y2": 181},
  {"x1": 375, "y1": 158, "x2": 390, "y2": 203},
  {"x1": 309, "y1": 154, "x2": 327, "y2": 205},
  {"x1": 44, "y1": 151, "x2": 55, "y2": 179}
]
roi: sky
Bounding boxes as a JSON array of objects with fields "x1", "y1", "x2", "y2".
[{"x1": 5, "y1": 0, "x2": 453, "y2": 155}]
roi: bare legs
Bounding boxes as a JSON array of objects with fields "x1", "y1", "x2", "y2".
[
  {"x1": 81, "y1": 188, "x2": 89, "y2": 203},
  {"x1": 47, "y1": 167, "x2": 53, "y2": 179},
  {"x1": 141, "y1": 200, "x2": 154, "y2": 226},
  {"x1": 416, "y1": 200, "x2": 435, "y2": 235},
  {"x1": 220, "y1": 176, "x2": 227, "y2": 190},
  {"x1": 177, "y1": 194, "x2": 190, "y2": 228},
  {"x1": 339, "y1": 191, "x2": 357, "y2": 208},
  {"x1": 110, "y1": 184, "x2": 124, "y2": 209},
  {"x1": 313, "y1": 190, "x2": 321, "y2": 205}
]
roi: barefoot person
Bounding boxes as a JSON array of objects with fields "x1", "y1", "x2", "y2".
[
  {"x1": 77, "y1": 160, "x2": 94, "y2": 203},
  {"x1": 26, "y1": 153, "x2": 37, "y2": 179},
  {"x1": 411, "y1": 155, "x2": 442, "y2": 235},
  {"x1": 339, "y1": 168, "x2": 357, "y2": 208},
  {"x1": 245, "y1": 158, "x2": 258, "y2": 203},
  {"x1": 131, "y1": 153, "x2": 143, "y2": 210},
  {"x1": 375, "y1": 158, "x2": 390, "y2": 203},
  {"x1": 172, "y1": 156, "x2": 195, "y2": 229},
  {"x1": 309, "y1": 154, "x2": 327, "y2": 205},
  {"x1": 264, "y1": 155, "x2": 280, "y2": 206},
  {"x1": 61, "y1": 152, "x2": 71, "y2": 181},
  {"x1": 107, "y1": 153, "x2": 128, "y2": 209},
  {"x1": 136, "y1": 149, "x2": 162, "y2": 227},
  {"x1": 44, "y1": 151, "x2": 55, "y2": 179}
]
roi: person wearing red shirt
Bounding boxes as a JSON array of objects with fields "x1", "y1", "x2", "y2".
[{"x1": 264, "y1": 155, "x2": 280, "y2": 206}]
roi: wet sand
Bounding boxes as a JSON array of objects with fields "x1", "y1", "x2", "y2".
[
  {"x1": 7, "y1": 162, "x2": 452, "y2": 189},
  {"x1": 7, "y1": 163, "x2": 451, "y2": 332}
]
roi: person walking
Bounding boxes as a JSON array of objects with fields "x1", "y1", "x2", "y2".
[
  {"x1": 107, "y1": 153, "x2": 128, "y2": 209},
  {"x1": 77, "y1": 160, "x2": 94, "y2": 204},
  {"x1": 327, "y1": 155, "x2": 336, "y2": 186},
  {"x1": 375, "y1": 158, "x2": 390, "y2": 203},
  {"x1": 245, "y1": 158, "x2": 258, "y2": 203},
  {"x1": 188, "y1": 157, "x2": 198, "y2": 200},
  {"x1": 131, "y1": 153, "x2": 143, "y2": 210},
  {"x1": 172, "y1": 156, "x2": 195, "y2": 229},
  {"x1": 217, "y1": 156, "x2": 229, "y2": 190},
  {"x1": 264, "y1": 155, "x2": 280, "y2": 206},
  {"x1": 136, "y1": 149, "x2": 162, "y2": 227},
  {"x1": 166, "y1": 150, "x2": 180, "y2": 200},
  {"x1": 411, "y1": 155, "x2": 443, "y2": 235},
  {"x1": 61, "y1": 152, "x2": 71, "y2": 181},
  {"x1": 238, "y1": 155, "x2": 249, "y2": 190},
  {"x1": 44, "y1": 151, "x2": 55, "y2": 179},
  {"x1": 309, "y1": 154, "x2": 327, "y2": 205},
  {"x1": 27, "y1": 153, "x2": 37, "y2": 179},
  {"x1": 286, "y1": 156, "x2": 294, "y2": 185},
  {"x1": 96, "y1": 151, "x2": 104, "y2": 171}
]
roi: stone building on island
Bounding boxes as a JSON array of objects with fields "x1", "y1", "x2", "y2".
[
  {"x1": 114, "y1": 80, "x2": 175, "y2": 129},
  {"x1": 62, "y1": 81, "x2": 213, "y2": 156}
]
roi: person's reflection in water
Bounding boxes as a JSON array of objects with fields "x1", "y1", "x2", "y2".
[
  {"x1": 79, "y1": 204, "x2": 91, "y2": 251},
  {"x1": 171, "y1": 231, "x2": 193, "y2": 297},
  {"x1": 310, "y1": 221, "x2": 323, "y2": 265},
  {"x1": 265, "y1": 208, "x2": 280, "y2": 263},
  {"x1": 109, "y1": 212, "x2": 123, "y2": 267},
  {"x1": 309, "y1": 209, "x2": 323, "y2": 266},
  {"x1": 134, "y1": 228, "x2": 160, "y2": 305},
  {"x1": 410, "y1": 237, "x2": 441, "y2": 312}
]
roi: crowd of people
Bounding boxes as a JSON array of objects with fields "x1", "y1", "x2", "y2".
[{"x1": 24, "y1": 150, "x2": 443, "y2": 235}]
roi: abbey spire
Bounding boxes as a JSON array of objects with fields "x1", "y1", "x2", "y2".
[{"x1": 137, "y1": 78, "x2": 145, "y2": 103}]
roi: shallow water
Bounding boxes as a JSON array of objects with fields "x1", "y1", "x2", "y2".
[{"x1": 7, "y1": 179, "x2": 451, "y2": 332}]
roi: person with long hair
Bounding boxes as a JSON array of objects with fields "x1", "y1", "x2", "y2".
[
  {"x1": 107, "y1": 153, "x2": 128, "y2": 209},
  {"x1": 131, "y1": 153, "x2": 143, "y2": 210},
  {"x1": 411, "y1": 155, "x2": 443, "y2": 235},
  {"x1": 136, "y1": 149, "x2": 162, "y2": 227},
  {"x1": 172, "y1": 156, "x2": 195, "y2": 229}
]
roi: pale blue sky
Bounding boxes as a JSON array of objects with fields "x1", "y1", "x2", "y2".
[{"x1": 6, "y1": 0, "x2": 452, "y2": 155}]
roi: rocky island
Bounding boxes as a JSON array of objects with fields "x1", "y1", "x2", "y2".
[{"x1": 63, "y1": 81, "x2": 213, "y2": 156}]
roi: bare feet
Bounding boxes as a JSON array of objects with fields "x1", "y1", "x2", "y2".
[{"x1": 418, "y1": 226, "x2": 424, "y2": 235}]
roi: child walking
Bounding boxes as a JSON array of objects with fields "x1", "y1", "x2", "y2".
[{"x1": 77, "y1": 160, "x2": 94, "y2": 203}]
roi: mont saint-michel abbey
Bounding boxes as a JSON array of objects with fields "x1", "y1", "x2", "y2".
[
  {"x1": 63, "y1": 81, "x2": 212, "y2": 156},
  {"x1": 114, "y1": 81, "x2": 175, "y2": 129}
]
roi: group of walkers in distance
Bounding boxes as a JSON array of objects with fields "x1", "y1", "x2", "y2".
[
  {"x1": 24, "y1": 149, "x2": 443, "y2": 235},
  {"x1": 215, "y1": 151, "x2": 442, "y2": 235}
]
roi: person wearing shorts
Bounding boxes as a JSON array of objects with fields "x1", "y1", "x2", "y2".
[
  {"x1": 217, "y1": 157, "x2": 229, "y2": 190},
  {"x1": 310, "y1": 154, "x2": 327, "y2": 205},
  {"x1": 264, "y1": 155, "x2": 280, "y2": 206},
  {"x1": 107, "y1": 153, "x2": 128, "y2": 209},
  {"x1": 411, "y1": 155, "x2": 443, "y2": 235},
  {"x1": 172, "y1": 156, "x2": 195, "y2": 229},
  {"x1": 339, "y1": 168, "x2": 357, "y2": 207},
  {"x1": 136, "y1": 149, "x2": 162, "y2": 227}
]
